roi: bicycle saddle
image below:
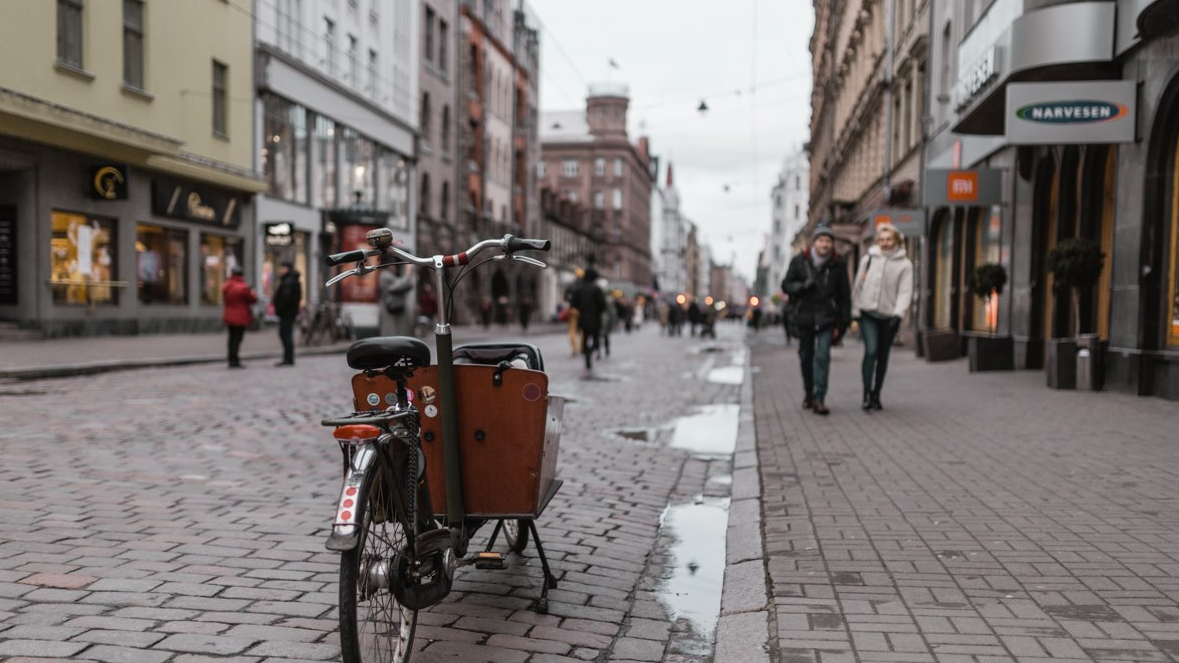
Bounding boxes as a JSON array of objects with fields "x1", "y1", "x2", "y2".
[{"x1": 346, "y1": 336, "x2": 431, "y2": 371}]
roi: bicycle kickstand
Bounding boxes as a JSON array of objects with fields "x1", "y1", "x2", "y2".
[{"x1": 526, "y1": 519, "x2": 559, "y2": 614}]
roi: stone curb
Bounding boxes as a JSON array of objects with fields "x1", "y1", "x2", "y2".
[{"x1": 714, "y1": 339, "x2": 772, "y2": 663}]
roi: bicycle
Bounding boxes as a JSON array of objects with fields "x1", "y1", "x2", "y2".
[
  {"x1": 300, "y1": 300, "x2": 353, "y2": 346},
  {"x1": 320, "y1": 230, "x2": 563, "y2": 663}
]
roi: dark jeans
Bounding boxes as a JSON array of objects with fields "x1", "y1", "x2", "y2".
[
  {"x1": 860, "y1": 312, "x2": 898, "y2": 393},
  {"x1": 581, "y1": 329, "x2": 599, "y2": 370},
  {"x1": 278, "y1": 316, "x2": 295, "y2": 364},
  {"x1": 797, "y1": 326, "x2": 834, "y2": 401},
  {"x1": 227, "y1": 325, "x2": 246, "y2": 366}
]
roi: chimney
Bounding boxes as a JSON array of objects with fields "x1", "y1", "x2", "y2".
[{"x1": 666, "y1": 162, "x2": 674, "y2": 187}]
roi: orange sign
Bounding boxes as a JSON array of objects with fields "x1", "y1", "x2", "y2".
[
  {"x1": 873, "y1": 214, "x2": 891, "y2": 228},
  {"x1": 947, "y1": 171, "x2": 979, "y2": 202}
]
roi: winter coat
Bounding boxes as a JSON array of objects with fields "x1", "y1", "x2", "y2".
[
  {"x1": 222, "y1": 275, "x2": 257, "y2": 328},
  {"x1": 781, "y1": 249, "x2": 852, "y2": 332},
  {"x1": 570, "y1": 279, "x2": 607, "y2": 334},
  {"x1": 273, "y1": 271, "x2": 302, "y2": 319},
  {"x1": 852, "y1": 244, "x2": 914, "y2": 319}
]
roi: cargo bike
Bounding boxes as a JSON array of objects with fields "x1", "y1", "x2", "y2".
[{"x1": 319, "y1": 230, "x2": 564, "y2": 662}]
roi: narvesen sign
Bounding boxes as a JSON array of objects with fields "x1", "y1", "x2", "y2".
[{"x1": 1006, "y1": 81, "x2": 1136, "y2": 144}]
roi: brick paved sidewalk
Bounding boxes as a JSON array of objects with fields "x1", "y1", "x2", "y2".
[{"x1": 742, "y1": 334, "x2": 1179, "y2": 663}]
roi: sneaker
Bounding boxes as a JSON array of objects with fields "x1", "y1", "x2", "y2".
[
  {"x1": 802, "y1": 395, "x2": 813, "y2": 410},
  {"x1": 812, "y1": 400, "x2": 830, "y2": 415}
]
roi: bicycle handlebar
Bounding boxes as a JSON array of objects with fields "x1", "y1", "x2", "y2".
[
  {"x1": 324, "y1": 234, "x2": 548, "y2": 272},
  {"x1": 326, "y1": 248, "x2": 381, "y2": 267}
]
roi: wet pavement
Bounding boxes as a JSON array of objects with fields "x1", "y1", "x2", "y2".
[{"x1": 0, "y1": 321, "x2": 749, "y2": 662}]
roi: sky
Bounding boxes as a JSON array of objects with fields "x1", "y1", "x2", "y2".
[{"x1": 527, "y1": 0, "x2": 815, "y2": 283}]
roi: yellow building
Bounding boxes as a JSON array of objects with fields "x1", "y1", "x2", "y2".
[{"x1": 0, "y1": 0, "x2": 265, "y2": 336}]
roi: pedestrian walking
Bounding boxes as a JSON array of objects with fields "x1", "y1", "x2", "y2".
[
  {"x1": 781, "y1": 296, "x2": 795, "y2": 346},
  {"x1": 272, "y1": 261, "x2": 302, "y2": 367},
  {"x1": 782, "y1": 224, "x2": 851, "y2": 415},
  {"x1": 379, "y1": 264, "x2": 415, "y2": 337},
  {"x1": 222, "y1": 265, "x2": 257, "y2": 368},
  {"x1": 565, "y1": 270, "x2": 583, "y2": 356},
  {"x1": 519, "y1": 295, "x2": 534, "y2": 333},
  {"x1": 480, "y1": 295, "x2": 493, "y2": 330},
  {"x1": 852, "y1": 223, "x2": 914, "y2": 411},
  {"x1": 687, "y1": 300, "x2": 701, "y2": 337},
  {"x1": 569, "y1": 267, "x2": 606, "y2": 377},
  {"x1": 599, "y1": 282, "x2": 617, "y2": 359}
]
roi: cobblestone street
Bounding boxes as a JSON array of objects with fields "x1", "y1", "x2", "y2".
[{"x1": 0, "y1": 323, "x2": 745, "y2": 663}]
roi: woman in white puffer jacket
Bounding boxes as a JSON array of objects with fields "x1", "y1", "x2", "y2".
[{"x1": 852, "y1": 223, "x2": 914, "y2": 411}]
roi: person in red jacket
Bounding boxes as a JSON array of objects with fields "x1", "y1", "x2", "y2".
[{"x1": 222, "y1": 265, "x2": 258, "y2": 368}]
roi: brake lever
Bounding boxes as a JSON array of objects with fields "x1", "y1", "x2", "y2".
[
  {"x1": 325, "y1": 268, "x2": 360, "y2": 287},
  {"x1": 511, "y1": 255, "x2": 547, "y2": 268}
]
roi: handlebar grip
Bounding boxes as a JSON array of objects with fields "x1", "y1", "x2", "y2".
[
  {"x1": 326, "y1": 249, "x2": 369, "y2": 267},
  {"x1": 505, "y1": 236, "x2": 551, "y2": 253}
]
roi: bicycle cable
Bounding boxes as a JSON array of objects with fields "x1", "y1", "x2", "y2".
[{"x1": 445, "y1": 256, "x2": 502, "y2": 321}]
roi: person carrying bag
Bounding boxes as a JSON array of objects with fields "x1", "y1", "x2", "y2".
[{"x1": 851, "y1": 223, "x2": 914, "y2": 411}]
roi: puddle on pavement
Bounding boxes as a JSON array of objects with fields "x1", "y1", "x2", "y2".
[
  {"x1": 658, "y1": 496, "x2": 730, "y2": 644},
  {"x1": 670, "y1": 404, "x2": 740, "y2": 456},
  {"x1": 704, "y1": 347, "x2": 746, "y2": 385}
]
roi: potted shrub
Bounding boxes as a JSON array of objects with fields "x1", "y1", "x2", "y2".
[
  {"x1": 1044, "y1": 238, "x2": 1105, "y2": 389},
  {"x1": 967, "y1": 263, "x2": 1013, "y2": 371}
]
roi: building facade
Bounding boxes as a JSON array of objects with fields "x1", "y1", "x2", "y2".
[
  {"x1": 767, "y1": 151, "x2": 810, "y2": 299},
  {"x1": 653, "y1": 163, "x2": 688, "y2": 298},
  {"x1": 254, "y1": 0, "x2": 417, "y2": 335},
  {"x1": 539, "y1": 85, "x2": 658, "y2": 300},
  {"x1": 807, "y1": 0, "x2": 929, "y2": 264},
  {"x1": 921, "y1": 0, "x2": 1179, "y2": 400},
  {"x1": 0, "y1": 0, "x2": 265, "y2": 336},
  {"x1": 416, "y1": 0, "x2": 459, "y2": 265}
]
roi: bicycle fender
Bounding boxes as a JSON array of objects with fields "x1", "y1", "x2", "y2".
[{"x1": 325, "y1": 444, "x2": 378, "y2": 552}]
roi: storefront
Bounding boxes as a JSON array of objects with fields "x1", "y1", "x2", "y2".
[{"x1": 0, "y1": 138, "x2": 257, "y2": 336}]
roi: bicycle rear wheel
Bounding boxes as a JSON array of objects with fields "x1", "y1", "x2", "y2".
[
  {"x1": 503, "y1": 518, "x2": 529, "y2": 553},
  {"x1": 339, "y1": 472, "x2": 417, "y2": 663}
]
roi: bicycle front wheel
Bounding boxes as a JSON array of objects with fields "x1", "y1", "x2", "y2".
[{"x1": 339, "y1": 474, "x2": 417, "y2": 663}]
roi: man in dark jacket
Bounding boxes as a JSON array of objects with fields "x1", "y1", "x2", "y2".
[
  {"x1": 569, "y1": 267, "x2": 606, "y2": 376},
  {"x1": 273, "y1": 261, "x2": 302, "y2": 366},
  {"x1": 782, "y1": 225, "x2": 851, "y2": 415}
]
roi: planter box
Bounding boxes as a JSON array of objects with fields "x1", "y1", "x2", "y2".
[
  {"x1": 922, "y1": 329, "x2": 960, "y2": 362},
  {"x1": 968, "y1": 336, "x2": 1014, "y2": 372},
  {"x1": 1045, "y1": 338, "x2": 1078, "y2": 390},
  {"x1": 1075, "y1": 334, "x2": 1104, "y2": 391}
]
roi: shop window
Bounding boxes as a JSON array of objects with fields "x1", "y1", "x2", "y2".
[
  {"x1": 200, "y1": 234, "x2": 243, "y2": 305},
  {"x1": 342, "y1": 127, "x2": 376, "y2": 205},
  {"x1": 381, "y1": 149, "x2": 409, "y2": 230},
  {"x1": 262, "y1": 231, "x2": 307, "y2": 309},
  {"x1": 137, "y1": 224, "x2": 187, "y2": 304},
  {"x1": 51, "y1": 211, "x2": 116, "y2": 305},
  {"x1": 212, "y1": 61, "x2": 228, "y2": 136},
  {"x1": 971, "y1": 207, "x2": 1002, "y2": 332},
  {"x1": 1169, "y1": 135, "x2": 1179, "y2": 345},
  {"x1": 933, "y1": 214, "x2": 954, "y2": 330},
  {"x1": 315, "y1": 115, "x2": 337, "y2": 208},
  {"x1": 263, "y1": 95, "x2": 308, "y2": 204},
  {"x1": 594, "y1": 158, "x2": 605, "y2": 177}
]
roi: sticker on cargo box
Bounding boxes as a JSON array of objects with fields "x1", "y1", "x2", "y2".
[
  {"x1": 424, "y1": 405, "x2": 438, "y2": 418},
  {"x1": 419, "y1": 385, "x2": 436, "y2": 404},
  {"x1": 367, "y1": 393, "x2": 381, "y2": 407},
  {"x1": 522, "y1": 383, "x2": 542, "y2": 402}
]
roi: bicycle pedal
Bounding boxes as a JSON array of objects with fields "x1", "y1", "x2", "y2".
[{"x1": 473, "y1": 552, "x2": 508, "y2": 570}]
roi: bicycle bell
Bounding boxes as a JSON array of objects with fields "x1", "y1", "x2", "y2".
[{"x1": 366, "y1": 227, "x2": 394, "y2": 249}]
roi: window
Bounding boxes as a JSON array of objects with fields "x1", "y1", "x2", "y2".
[
  {"x1": 342, "y1": 128, "x2": 376, "y2": 205},
  {"x1": 424, "y1": 6, "x2": 435, "y2": 62},
  {"x1": 565, "y1": 190, "x2": 578, "y2": 203},
  {"x1": 595, "y1": 158, "x2": 605, "y2": 177},
  {"x1": 593, "y1": 191, "x2": 604, "y2": 209},
  {"x1": 795, "y1": 175, "x2": 801, "y2": 190},
  {"x1": 367, "y1": 49, "x2": 378, "y2": 96},
  {"x1": 278, "y1": 0, "x2": 301, "y2": 55},
  {"x1": 381, "y1": 149, "x2": 409, "y2": 230},
  {"x1": 439, "y1": 19, "x2": 448, "y2": 72},
  {"x1": 123, "y1": 0, "x2": 144, "y2": 89},
  {"x1": 315, "y1": 115, "x2": 337, "y2": 208},
  {"x1": 562, "y1": 159, "x2": 578, "y2": 177},
  {"x1": 614, "y1": 157, "x2": 623, "y2": 176},
  {"x1": 440, "y1": 180, "x2": 450, "y2": 220},
  {"x1": 212, "y1": 61, "x2": 228, "y2": 136},
  {"x1": 612, "y1": 188, "x2": 622, "y2": 211},
  {"x1": 794, "y1": 204, "x2": 800, "y2": 219},
  {"x1": 200, "y1": 234, "x2": 244, "y2": 305},
  {"x1": 57, "y1": 0, "x2": 84, "y2": 68},
  {"x1": 347, "y1": 35, "x2": 358, "y2": 86},
  {"x1": 50, "y1": 211, "x2": 116, "y2": 305},
  {"x1": 262, "y1": 95, "x2": 308, "y2": 204},
  {"x1": 538, "y1": 161, "x2": 546, "y2": 177},
  {"x1": 324, "y1": 18, "x2": 336, "y2": 74},
  {"x1": 972, "y1": 208, "x2": 1002, "y2": 332},
  {"x1": 137, "y1": 224, "x2": 188, "y2": 304},
  {"x1": 420, "y1": 92, "x2": 431, "y2": 142},
  {"x1": 420, "y1": 172, "x2": 431, "y2": 217},
  {"x1": 441, "y1": 105, "x2": 450, "y2": 151}
]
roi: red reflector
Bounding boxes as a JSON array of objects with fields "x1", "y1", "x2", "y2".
[
  {"x1": 345, "y1": 487, "x2": 358, "y2": 496},
  {"x1": 340, "y1": 510, "x2": 352, "y2": 521},
  {"x1": 333, "y1": 425, "x2": 381, "y2": 443},
  {"x1": 343, "y1": 499, "x2": 354, "y2": 508}
]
